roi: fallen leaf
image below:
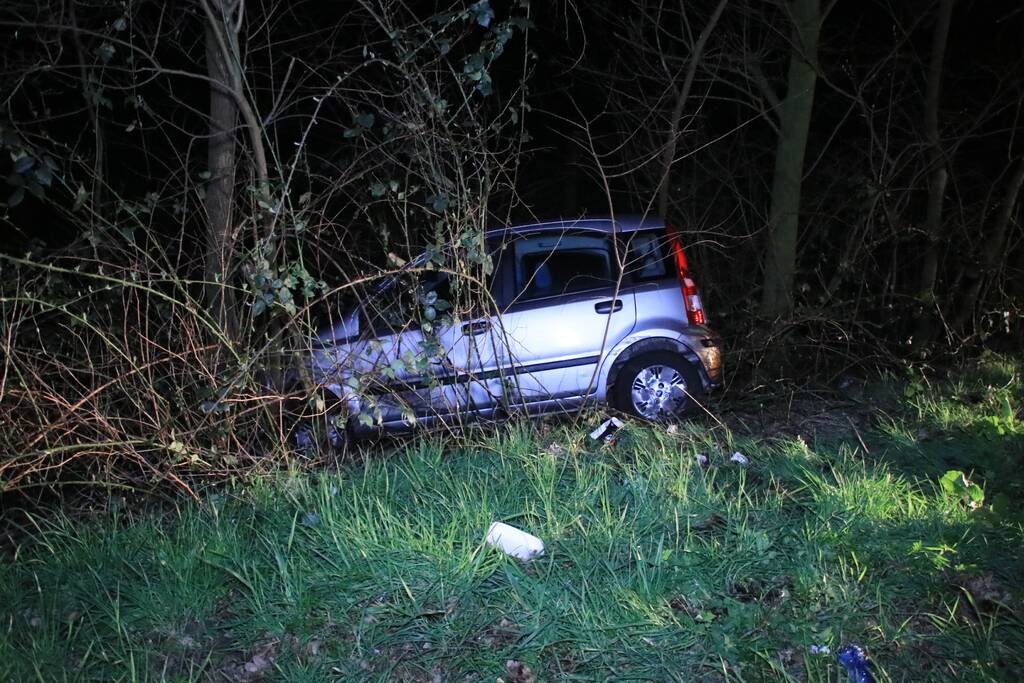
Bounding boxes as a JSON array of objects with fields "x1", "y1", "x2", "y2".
[
  {"x1": 954, "y1": 572, "x2": 1013, "y2": 614},
  {"x1": 503, "y1": 659, "x2": 537, "y2": 683},
  {"x1": 238, "y1": 638, "x2": 278, "y2": 680},
  {"x1": 243, "y1": 654, "x2": 270, "y2": 675}
]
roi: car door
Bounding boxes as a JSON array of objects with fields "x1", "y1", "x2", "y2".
[
  {"x1": 488, "y1": 228, "x2": 637, "y2": 411},
  {"x1": 421, "y1": 268, "x2": 504, "y2": 422},
  {"x1": 353, "y1": 266, "x2": 501, "y2": 428}
]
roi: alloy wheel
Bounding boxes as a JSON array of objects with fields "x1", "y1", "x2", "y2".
[{"x1": 630, "y1": 364, "x2": 689, "y2": 419}]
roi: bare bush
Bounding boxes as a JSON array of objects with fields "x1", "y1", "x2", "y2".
[{"x1": 0, "y1": 0, "x2": 532, "y2": 497}]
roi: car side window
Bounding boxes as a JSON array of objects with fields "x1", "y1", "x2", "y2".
[
  {"x1": 363, "y1": 268, "x2": 451, "y2": 335},
  {"x1": 501, "y1": 232, "x2": 617, "y2": 304},
  {"x1": 623, "y1": 230, "x2": 670, "y2": 282}
]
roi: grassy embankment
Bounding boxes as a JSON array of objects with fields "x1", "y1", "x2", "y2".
[{"x1": 2, "y1": 356, "x2": 1022, "y2": 681}]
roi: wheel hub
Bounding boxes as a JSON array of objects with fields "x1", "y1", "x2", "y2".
[{"x1": 630, "y1": 365, "x2": 687, "y2": 419}]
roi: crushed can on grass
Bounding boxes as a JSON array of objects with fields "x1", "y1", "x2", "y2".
[
  {"x1": 486, "y1": 522, "x2": 545, "y2": 560},
  {"x1": 836, "y1": 645, "x2": 874, "y2": 683},
  {"x1": 589, "y1": 417, "x2": 623, "y2": 445}
]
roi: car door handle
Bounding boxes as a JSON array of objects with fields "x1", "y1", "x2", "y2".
[
  {"x1": 594, "y1": 299, "x2": 623, "y2": 314},
  {"x1": 462, "y1": 319, "x2": 490, "y2": 336}
]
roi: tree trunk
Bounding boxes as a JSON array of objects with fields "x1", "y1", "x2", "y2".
[
  {"x1": 952, "y1": 157, "x2": 1024, "y2": 330},
  {"x1": 204, "y1": 0, "x2": 239, "y2": 338},
  {"x1": 656, "y1": 0, "x2": 729, "y2": 219},
  {"x1": 759, "y1": 0, "x2": 820, "y2": 317},
  {"x1": 912, "y1": 0, "x2": 954, "y2": 349}
]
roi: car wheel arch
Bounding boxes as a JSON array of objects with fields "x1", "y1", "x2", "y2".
[{"x1": 604, "y1": 337, "x2": 708, "y2": 398}]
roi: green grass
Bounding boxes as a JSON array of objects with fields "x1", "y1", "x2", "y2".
[{"x1": 2, "y1": 356, "x2": 1023, "y2": 681}]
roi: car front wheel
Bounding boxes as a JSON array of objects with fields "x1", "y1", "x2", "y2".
[
  {"x1": 613, "y1": 351, "x2": 705, "y2": 420},
  {"x1": 295, "y1": 394, "x2": 349, "y2": 459}
]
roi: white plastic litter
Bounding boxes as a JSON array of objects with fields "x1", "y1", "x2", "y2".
[
  {"x1": 695, "y1": 453, "x2": 710, "y2": 467},
  {"x1": 729, "y1": 451, "x2": 749, "y2": 466},
  {"x1": 810, "y1": 644, "x2": 831, "y2": 655},
  {"x1": 589, "y1": 417, "x2": 623, "y2": 442},
  {"x1": 486, "y1": 522, "x2": 545, "y2": 560}
]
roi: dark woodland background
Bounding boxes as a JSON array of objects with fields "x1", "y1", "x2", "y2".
[{"x1": 1, "y1": 0, "x2": 1022, "y2": 496}]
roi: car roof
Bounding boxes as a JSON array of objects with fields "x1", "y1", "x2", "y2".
[
  {"x1": 485, "y1": 214, "x2": 665, "y2": 239},
  {"x1": 367, "y1": 214, "x2": 665, "y2": 294}
]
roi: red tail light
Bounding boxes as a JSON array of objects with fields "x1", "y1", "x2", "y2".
[
  {"x1": 667, "y1": 226, "x2": 706, "y2": 326},
  {"x1": 682, "y1": 276, "x2": 705, "y2": 325}
]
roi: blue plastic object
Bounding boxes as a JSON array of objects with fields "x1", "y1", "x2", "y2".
[{"x1": 836, "y1": 645, "x2": 875, "y2": 683}]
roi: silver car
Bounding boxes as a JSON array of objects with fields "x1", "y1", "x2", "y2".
[{"x1": 310, "y1": 215, "x2": 722, "y2": 444}]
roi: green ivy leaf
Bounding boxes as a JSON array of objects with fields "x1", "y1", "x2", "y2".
[
  {"x1": 69, "y1": 185, "x2": 86, "y2": 212},
  {"x1": 463, "y1": 53, "x2": 485, "y2": 79},
  {"x1": 33, "y1": 165, "x2": 53, "y2": 187},
  {"x1": 14, "y1": 156, "x2": 34, "y2": 173},
  {"x1": 939, "y1": 470, "x2": 962, "y2": 497},
  {"x1": 95, "y1": 42, "x2": 116, "y2": 64},
  {"x1": 6, "y1": 187, "x2": 24, "y2": 207},
  {"x1": 471, "y1": 0, "x2": 494, "y2": 27},
  {"x1": 428, "y1": 192, "x2": 449, "y2": 212}
]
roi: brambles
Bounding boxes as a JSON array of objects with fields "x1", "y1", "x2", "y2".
[
  {"x1": 939, "y1": 470, "x2": 985, "y2": 510},
  {"x1": 0, "y1": 0, "x2": 532, "y2": 498}
]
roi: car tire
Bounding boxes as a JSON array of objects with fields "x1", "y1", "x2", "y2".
[{"x1": 612, "y1": 351, "x2": 705, "y2": 421}]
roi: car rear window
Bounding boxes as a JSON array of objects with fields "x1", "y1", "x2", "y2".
[{"x1": 623, "y1": 231, "x2": 670, "y2": 281}]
